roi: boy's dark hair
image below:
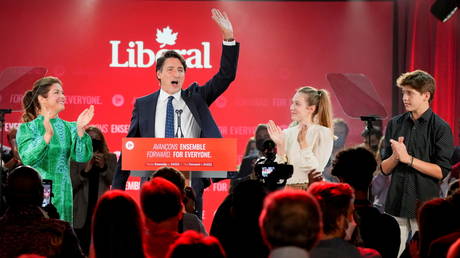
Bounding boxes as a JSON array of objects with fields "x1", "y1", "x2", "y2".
[
  {"x1": 396, "y1": 70, "x2": 436, "y2": 102},
  {"x1": 331, "y1": 147, "x2": 377, "y2": 192}
]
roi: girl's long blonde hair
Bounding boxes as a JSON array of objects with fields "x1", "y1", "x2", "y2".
[{"x1": 296, "y1": 86, "x2": 333, "y2": 129}]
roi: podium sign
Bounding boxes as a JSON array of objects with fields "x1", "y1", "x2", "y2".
[{"x1": 122, "y1": 138, "x2": 237, "y2": 171}]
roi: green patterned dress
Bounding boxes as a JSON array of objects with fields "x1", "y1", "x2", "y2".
[{"x1": 17, "y1": 115, "x2": 92, "y2": 223}]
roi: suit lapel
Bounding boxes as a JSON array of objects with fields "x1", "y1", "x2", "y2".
[
  {"x1": 182, "y1": 88, "x2": 202, "y2": 128},
  {"x1": 145, "y1": 91, "x2": 159, "y2": 137}
]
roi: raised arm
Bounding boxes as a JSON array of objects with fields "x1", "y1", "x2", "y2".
[{"x1": 195, "y1": 9, "x2": 240, "y2": 106}]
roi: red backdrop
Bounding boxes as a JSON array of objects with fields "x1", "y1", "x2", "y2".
[{"x1": 0, "y1": 0, "x2": 394, "y2": 230}]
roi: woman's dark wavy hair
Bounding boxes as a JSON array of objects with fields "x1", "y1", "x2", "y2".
[
  {"x1": 85, "y1": 126, "x2": 110, "y2": 154},
  {"x1": 22, "y1": 76, "x2": 62, "y2": 122}
]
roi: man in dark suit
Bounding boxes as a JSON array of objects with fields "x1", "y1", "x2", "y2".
[{"x1": 112, "y1": 8, "x2": 239, "y2": 218}]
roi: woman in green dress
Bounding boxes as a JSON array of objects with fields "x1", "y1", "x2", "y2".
[{"x1": 17, "y1": 76, "x2": 95, "y2": 223}]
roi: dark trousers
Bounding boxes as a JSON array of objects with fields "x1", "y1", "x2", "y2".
[
  {"x1": 74, "y1": 222, "x2": 91, "y2": 256},
  {"x1": 191, "y1": 175, "x2": 211, "y2": 220}
]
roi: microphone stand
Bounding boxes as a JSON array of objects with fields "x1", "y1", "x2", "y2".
[
  {"x1": 360, "y1": 115, "x2": 380, "y2": 150},
  {"x1": 175, "y1": 109, "x2": 184, "y2": 138}
]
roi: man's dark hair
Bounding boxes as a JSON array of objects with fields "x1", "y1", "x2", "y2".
[
  {"x1": 448, "y1": 238, "x2": 460, "y2": 258},
  {"x1": 417, "y1": 192, "x2": 460, "y2": 258},
  {"x1": 397, "y1": 69, "x2": 436, "y2": 102},
  {"x1": 156, "y1": 50, "x2": 187, "y2": 78},
  {"x1": 331, "y1": 147, "x2": 377, "y2": 192},
  {"x1": 255, "y1": 124, "x2": 268, "y2": 136},
  {"x1": 141, "y1": 177, "x2": 183, "y2": 223},
  {"x1": 259, "y1": 190, "x2": 321, "y2": 251},
  {"x1": 93, "y1": 190, "x2": 145, "y2": 258},
  {"x1": 232, "y1": 179, "x2": 267, "y2": 219},
  {"x1": 254, "y1": 124, "x2": 270, "y2": 153},
  {"x1": 152, "y1": 167, "x2": 186, "y2": 195},
  {"x1": 308, "y1": 182, "x2": 354, "y2": 235},
  {"x1": 168, "y1": 230, "x2": 226, "y2": 258},
  {"x1": 6, "y1": 166, "x2": 43, "y2": 207}
]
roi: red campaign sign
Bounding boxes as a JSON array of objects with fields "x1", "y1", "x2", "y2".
[{"x1": 122, "y1": 138, "x2": 237, "y2": 171}]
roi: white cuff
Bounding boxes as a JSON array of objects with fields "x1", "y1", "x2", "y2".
[{"x1": 223, "y1": 40, "x2": 236, "y2": 46}]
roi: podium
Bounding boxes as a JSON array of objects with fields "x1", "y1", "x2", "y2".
[{"x1": 122, "y1": 138, "x2": 237, "y2": 178}]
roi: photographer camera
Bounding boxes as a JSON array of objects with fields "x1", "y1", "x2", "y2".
[
  {"x1": 228, "y1": 124, "x2": 271, "y2": 190},
  {"x1": 254, "y1": 139, "x2": 293, "y2": 191}
]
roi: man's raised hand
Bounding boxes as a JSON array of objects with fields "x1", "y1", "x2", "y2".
[{"x1": 211, "y1": 8, "x2": 234, "y2": 41}]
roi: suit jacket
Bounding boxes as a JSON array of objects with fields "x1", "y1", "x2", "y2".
[
  {"x1": 112, "y1": 43, "x2": 240, "y2": 189},
  {"x1": 70, "y1": 152, "x2": 117, "y2": 229}
]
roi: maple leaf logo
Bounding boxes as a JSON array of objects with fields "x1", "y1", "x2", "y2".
[{"x1": 156, "y1": 26, "x2": 178, "y2": 48}]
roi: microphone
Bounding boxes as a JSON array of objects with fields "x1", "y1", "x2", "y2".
[{"x1": 175, "y1": 109, "x2": 184, "y2": 138}]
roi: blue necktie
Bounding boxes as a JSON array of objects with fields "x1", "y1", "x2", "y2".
[{"x1": 165, "y1": 96, "x2": 175, "y2": 138}]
